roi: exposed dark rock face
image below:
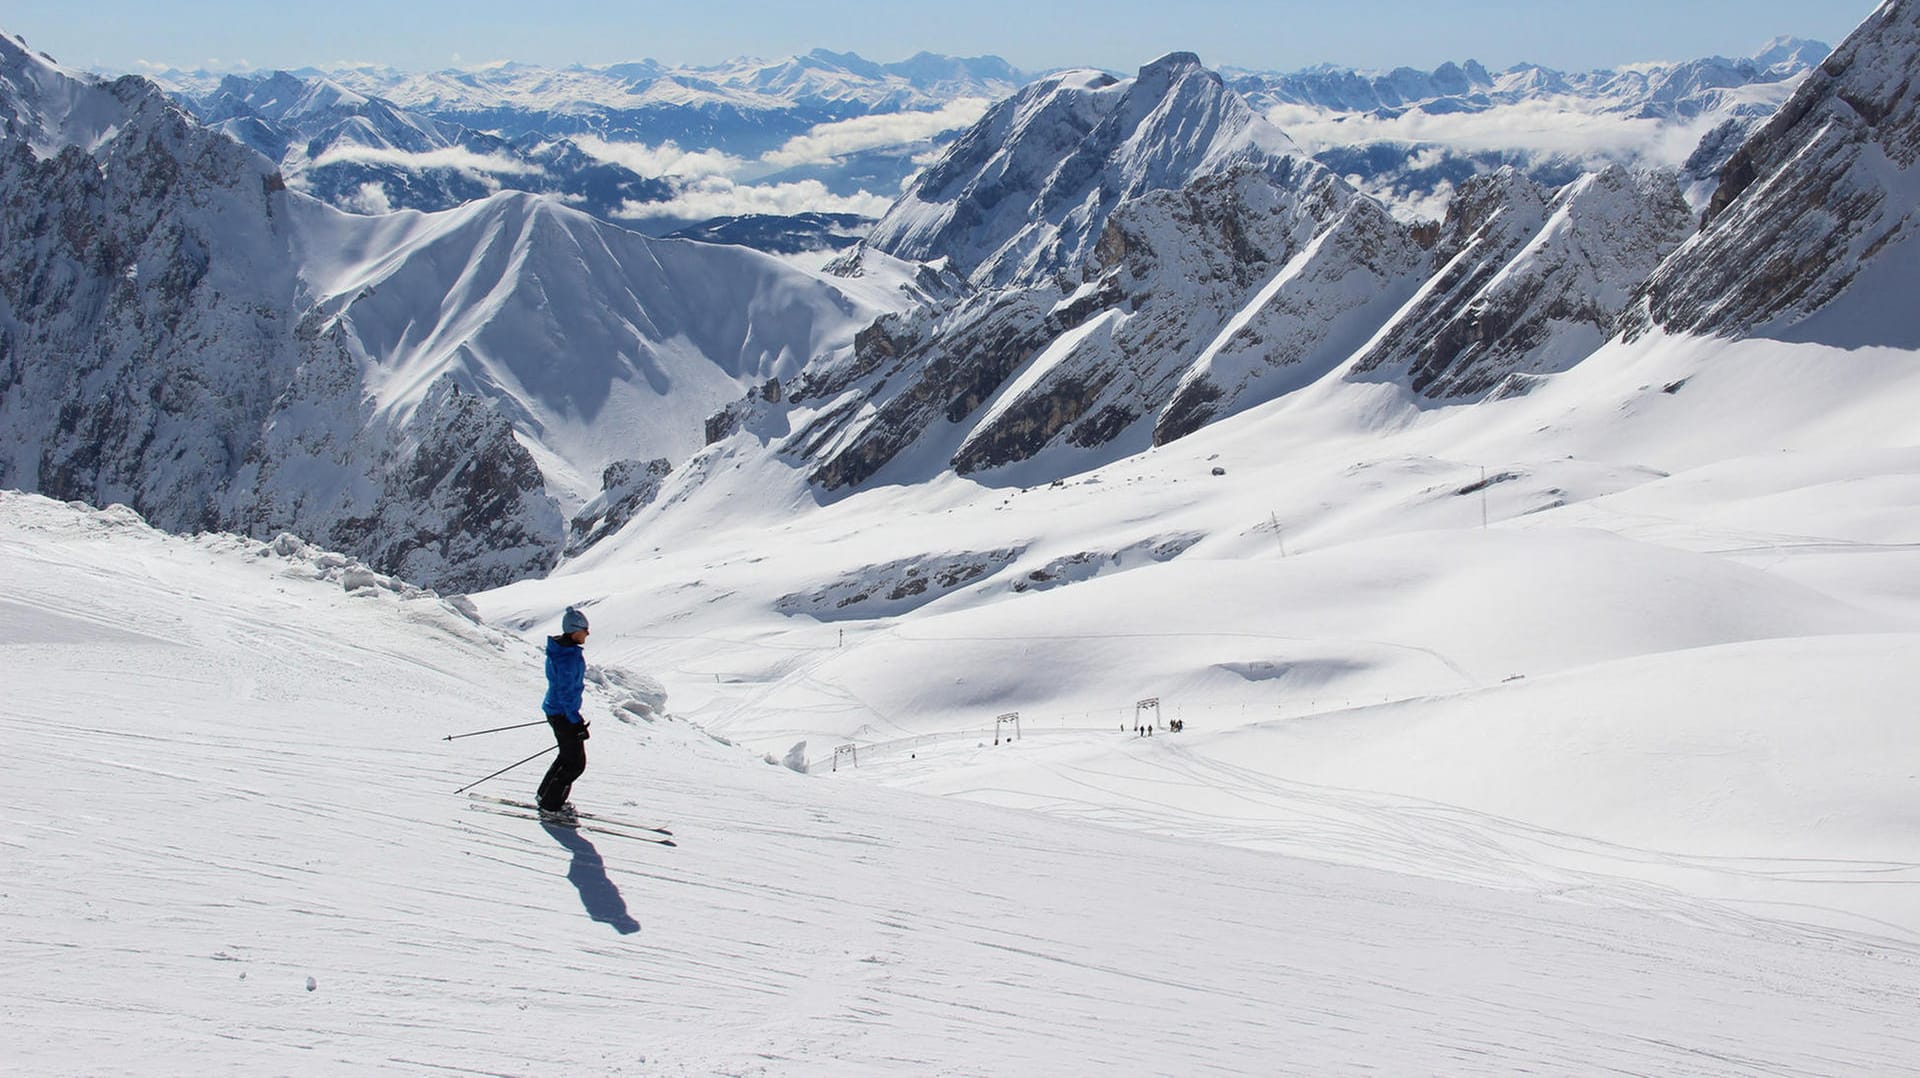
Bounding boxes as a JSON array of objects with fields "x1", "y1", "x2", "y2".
[
  {"x1": 795, "y1": 288, "x2": 1061, "y2": 490},
  {"x1": 775, "y1": 548, "x2": 1022, "y2": 618},
  {"x1": 0, "y1": 61, "x2": 310, "y2": 532},
  {"x1": 1148, "y1": 171, "x2": 1425, "y2": 442},
  {"x1": 566, "y1": 457, "x2": 673, "y2": 555},
  {"x1": 1349, "y1": 166, "x2": 1692, "y2": 398},
  {"x1": 1626, "y1": 1, "x2": 1920, "y2": 345},
  {"x1": 336, "y1": 378, "x2": 563, "y2": 590}
]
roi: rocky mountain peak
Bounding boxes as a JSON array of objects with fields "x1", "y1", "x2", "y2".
[
  {"x1": 1136, "y1": 51, "x2": 1209, "y2": 85},
  {"x1": 862, "y1": 52, "x2": 1304, "y2": 289},
  {"x1": 1627, "y1": 0, "x2": 1920, "y2": 347}
]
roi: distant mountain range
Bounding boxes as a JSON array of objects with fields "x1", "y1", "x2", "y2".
[{"x1": 149, "y1": 50, "x2": 1026, "y2": 238}]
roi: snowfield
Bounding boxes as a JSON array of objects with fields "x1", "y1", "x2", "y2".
[
  {"x1": 480, "y1": 327, "x2": 1920, "y2": 959},
  {"x1": 7, "y1": 389, "x2": 1920, "y2": 1075}
]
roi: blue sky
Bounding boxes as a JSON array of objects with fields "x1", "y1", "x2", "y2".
[{"x1": 5, "y1": 0, "x2": 1868, "y2": 76}]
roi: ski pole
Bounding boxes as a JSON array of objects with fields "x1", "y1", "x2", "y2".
[
  {"x1": 443, "y1": 719, "x2": 549, "y2": 741},
  {"x1": 453, "y1": 745, "x2": 557, "y2": 794}
]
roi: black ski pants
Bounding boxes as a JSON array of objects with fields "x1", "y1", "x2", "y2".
[{"x1": 537, "y1": 714, "x2": 587, "y2": 810}]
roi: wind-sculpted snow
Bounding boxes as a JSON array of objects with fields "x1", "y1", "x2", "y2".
[{"x1": 1628, "y1": 0, "x2": 1920, "y2": 347}]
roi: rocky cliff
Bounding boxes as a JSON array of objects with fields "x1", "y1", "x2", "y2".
[
  {"x1": 1627, "y1": 0, "x2": 1920, "y2": 347},
  {"x1": 1349, "y1": 165, "x2": 1693, "y2": 398}
]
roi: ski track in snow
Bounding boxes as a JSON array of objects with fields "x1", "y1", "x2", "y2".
[{"x1": 6, "y1": 496, "x2": 1920, "y2": 1074}]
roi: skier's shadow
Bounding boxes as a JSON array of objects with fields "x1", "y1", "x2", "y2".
[{"x1": 543, "y1": 824, "x2": 641, "y2": 935}]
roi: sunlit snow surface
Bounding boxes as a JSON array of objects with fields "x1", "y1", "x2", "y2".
[
  {"x1": 486, "y1": 328, "x2": 1920, "y2": 958},
  {"x1": 5, "y1": 489, "x2": 1920, "y2": 1073}
]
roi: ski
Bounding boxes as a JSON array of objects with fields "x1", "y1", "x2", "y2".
[
  {"x1": 466, "y1": 792, "x2": 674, "y2": 836},
  {"x1": 469, "y1": 804, "x2": 677, "y2": 846}
]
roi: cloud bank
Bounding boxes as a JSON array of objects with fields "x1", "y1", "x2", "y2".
[
  {"x1": 570, "y1": 136, "x2": 748, "y2": 179},
  {"x1": 1263, "y1": 98, "x2": 1731, "y2": 167},
  {"x1": 618, "y1": 178, "x2": 895, "y2": 222},
  {"x1": 760, "y1": 98, "x2": 991, "y2": 168}
]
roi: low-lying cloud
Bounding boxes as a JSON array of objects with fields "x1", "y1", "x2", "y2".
[
  {"x1": 570, "y1": 136, "x2": 748, "y2": 179},
  {"x1": 618, "y1": 177, "x2": 894, "y2": 222},
  {"x1": 760, "y1": 98, "x2": 990, "y2": 169},
  {"x1": 1264, "y1": 98, "x2": 1726, "y2": 168}
]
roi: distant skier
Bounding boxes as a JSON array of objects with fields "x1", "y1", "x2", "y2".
[{"x1": 537, "y1": 606, "x2": 592, "y2": 822}]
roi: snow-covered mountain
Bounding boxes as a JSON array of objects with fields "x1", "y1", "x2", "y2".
[
  {"x1": 0, "y1": 32, "x2": 898, "y2": 590},
  {"x1": 284, "y1": 50, "x2": 1023, "y2": 141},
  {"x1": 735, "y1": 50, "x2": 1704, "y2": 492},
  {"x1": 1232, "y1": 40, "x2": 1827, "y2": 119},
  {"x1": 861, "y1": 54, "x2": 1308, "y2": 289},
  {"x1": 144, "y1": 41, "x2": 1832, "y2": 244},
  {"x1": 776, "y1": 55, "x2": 1417, "y2": 488}
]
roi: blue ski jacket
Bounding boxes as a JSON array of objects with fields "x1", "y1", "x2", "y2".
[{"x1": 542, "y1": 636, "x2": 586, "y2": 724}]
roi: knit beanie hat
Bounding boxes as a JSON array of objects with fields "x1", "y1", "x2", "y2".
[{"x1": 562, "y1": 606, "x2": 589, "y2": 634}]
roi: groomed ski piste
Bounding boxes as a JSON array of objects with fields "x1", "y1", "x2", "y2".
[{"x1": 8, "y1": 331, "x2": 1920, "y2": 1074}]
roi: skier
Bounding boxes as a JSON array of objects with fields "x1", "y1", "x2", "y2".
[{"x1": 537, "y1": 606, "x2": 592, "y2": 822}]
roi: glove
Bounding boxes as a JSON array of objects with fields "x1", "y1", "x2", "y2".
[{"x1": 574, "y1": 721, "x2": 591, "y2": 741}]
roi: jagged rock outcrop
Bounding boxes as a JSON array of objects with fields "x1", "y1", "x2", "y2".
[
  {"x1": 1626, "y1": 1, "x2": 1920, "y2": 346},
  {"x1": 566, "y1": 457, "x2": 673, "y2": 555},
  {"x1": 335, "y1": 378, "x2": 564, "y2": 589},
  {"x1": 1348, "y1": 165, "x2": 1692, "y2": 398},
  {"x1": 1146, "y1": 172, "x2": 1425, "y2": 442}
]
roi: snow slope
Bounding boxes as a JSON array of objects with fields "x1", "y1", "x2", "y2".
[
  {"x1": 6, "y1": 490, "x2": 1920, "y2": 1075},
  {"x1": 483, "y1": 323, "x2": 1920, "y2": 948}
]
